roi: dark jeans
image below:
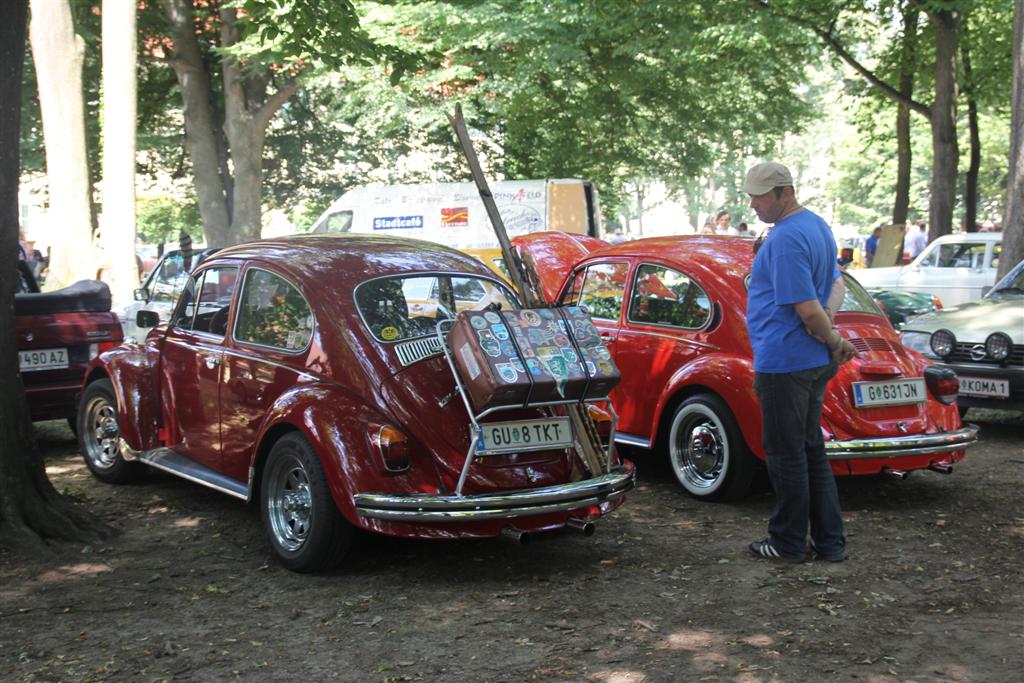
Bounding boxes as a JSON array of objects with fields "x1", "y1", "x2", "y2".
[{"x1": 754, "y1": 363, "x2": 845, "y2": 559}]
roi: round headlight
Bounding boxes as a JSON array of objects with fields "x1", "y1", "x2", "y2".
[
  {"x1": 985, "y1": 332, "x2": 1012, "y2": 361},
  {"x1": 930, "y1": 329, "x2": 956, "y2": 358}
]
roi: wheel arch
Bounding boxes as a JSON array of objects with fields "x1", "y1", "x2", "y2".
[{"x1": 651, "y1": 354, "x2": 764, "y2": 460}]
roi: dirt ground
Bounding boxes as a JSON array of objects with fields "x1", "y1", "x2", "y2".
[{"x1": 1, "y1": 409, "x2": 1022, "y2": 683}]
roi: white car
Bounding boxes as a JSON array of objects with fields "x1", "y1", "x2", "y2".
[
  {"x1": 118, "y1": 247, "x2": 218, "y2": 342},
  {"x1": 851, "y1": 232, "x2": 1003, "y2": 307}
]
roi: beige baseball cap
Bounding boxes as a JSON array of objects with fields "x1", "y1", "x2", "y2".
[{"x1": 742, "y1": 161, "x2": 794, "y2": 195}]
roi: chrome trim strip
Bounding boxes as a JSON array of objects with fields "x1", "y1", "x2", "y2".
[
  {"x1": 218, "y1": 346, "x2": 320, "y2": 382},
  {"x1": 136, "y1": 447, "x2": 249, "y2": 500},
  {"x1": 614, "y1": 432, "x2": 652, "y2": 449},
  {"x1": 825, "y1": 424, "x2": 978, "y2": 460},
  {"x1": 353, "y1": 465, "x2": 635, "y2": 522},
  {"x1": 620, "y1": 328, "x2": 718, "y2": 350}
]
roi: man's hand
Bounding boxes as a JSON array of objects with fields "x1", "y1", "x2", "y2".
[{"x1": 826, "y1": 329, "x2": 858, "y2": 365}]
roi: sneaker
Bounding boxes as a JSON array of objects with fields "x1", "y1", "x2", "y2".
[
  {"x1": 748, "y1": 539, "x2": 804, "y2": 563},
  {"x1": 809, "y1": 539, "x2": 846, "y2": 562}
]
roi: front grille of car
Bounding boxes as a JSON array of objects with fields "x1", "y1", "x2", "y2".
[
  {"x1": 945, "y1": 342, "x2": 1024, "y2": 367},
  {"x1": 849, "y1": 337, "x2": 899, "y2": 355},
  {"x1": 395, "y1": 336, "x2": 443, "y2": 366}
]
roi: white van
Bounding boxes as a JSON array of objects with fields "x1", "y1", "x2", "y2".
[{"x1": 309, "y1": 179, "x2": 604, "y2": 248}]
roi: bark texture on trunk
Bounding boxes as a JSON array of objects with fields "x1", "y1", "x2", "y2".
[
  {"x1": 893, "y1": 3, "x2": 919, "y2": 226},
  {"x1": 962, "y1": 22, "x2": 980, "y2": 233},
  {"x1": 928, "y1": 9, "x2": 960, "y2": 243},
  {"x1": 100, "y1": 0, "x2": 140, "y2": 305},
  {"x1": 162, "y1": 0, "x2": 231, "y2": 247},
  {"x1": 1, "y1": 0, "x2": 113, "y2": 554},
  {"x1": 999, "y1": 0, "x2": 1024, "y2": 281},
  {"x1": 29, "y1": 0, "x2": 96, "y2": 289}
]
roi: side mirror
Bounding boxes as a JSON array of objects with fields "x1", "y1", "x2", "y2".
[
  {"x1": 136, "y1": 309, "x2": 159, "y2": 328},
  {"x1": 133, "y1": 287, "x2": 150, "y2": 301}
]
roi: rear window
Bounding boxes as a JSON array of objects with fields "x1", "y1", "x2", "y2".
[
  {"x1": 355, "y1": 274, "x2": 519, "y2": 342},
  {"x1": 839, "y1": 273, "x2": 883, "y2": 314}
]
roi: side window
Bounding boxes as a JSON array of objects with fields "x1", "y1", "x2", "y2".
[
  {"x1": 628, "y1": 264, "x2": 711, "y2": 329},
  {"x1": 235, "y1": 269, "x2": 314, "y2": 351},
  {"x1": 325, "y1": 211, "x2": 353, "y2": 233},
  {"x1": 190, "y1": 267, "x2": 239, "y2": 336},
  {"x1": 991, "y1": 243, "x2": 1001, "y2": 270},
  {"x1": 561, "y1": 262, "x2": 629, "y2": 321},
  {"x1": 152, "y1": 253, "x2": 190, "y2": 303},
  {"x1": 935, "y1": 243, "x2": 985, "y2": 268}
]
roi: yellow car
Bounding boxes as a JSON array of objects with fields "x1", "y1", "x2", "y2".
[{"x1": 461, "y1": 247, "x2": 510, "y2": 283}]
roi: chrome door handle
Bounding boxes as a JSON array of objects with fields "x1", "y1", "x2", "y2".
[
  {"x1": 599, "y1": 333, "x2": 616, "y2": 343},
  {"x1": 205, "y1": 356, "x2": 221, "y2": 369}
]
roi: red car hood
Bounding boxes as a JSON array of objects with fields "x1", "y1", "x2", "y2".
[
  {"x1": 381, "y1": 355, "x2": 573, "y2": 494},
  {"x1": 512, "y1": 232, "x2": 609, "y2": 303},
  {"x1": 824, "y1": 316, "x2": 939, "y2": 440}
]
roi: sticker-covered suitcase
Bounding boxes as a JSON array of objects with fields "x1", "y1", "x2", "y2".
[{"x1": 448, "y1": 307, "x2": 620, "y2": 412}]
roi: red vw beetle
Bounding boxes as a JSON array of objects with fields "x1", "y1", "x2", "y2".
[
  {"x1": 513, "y1": 232, "x2": 978, "y2": 501},
  {"x1": 77, "y1": 235, "x2": 634, "y2": 571}
]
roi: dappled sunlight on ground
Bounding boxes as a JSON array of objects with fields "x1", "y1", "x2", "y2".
[
  {"x1": 172, "y1": 516, "x2": 204, "y2": 528},
  {"x1": 39, "y1": 563, "x2": 114, "y2": 583},
  {"x1": 589, "y1": 671, "x2": 647, "y2": 683}
]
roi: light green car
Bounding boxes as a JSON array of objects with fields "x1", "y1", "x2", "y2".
[{"x1": 899, "y1": 258, "x2": 1024, "y2": 415}]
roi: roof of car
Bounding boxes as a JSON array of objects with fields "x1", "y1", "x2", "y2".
[
  {"x1": 208, "y1": 234, "x2": 496, "y2": 287},
  {"x1": 931, "y1": 231, "x2": 1003, "y2": 243},
  {"x1": 585, "y1": 235, "x2": 756, "y2": 282}
]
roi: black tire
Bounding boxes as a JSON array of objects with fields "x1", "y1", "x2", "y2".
[
  {"x1": 664, "y1": 393, "x2": 756, "y2": 501},
  {"x1": 77, "y1": 378, "x2": 142, "y2": 483},
  {"x1": 260, "y1": 433, "x2": 352, "y2": 572}
]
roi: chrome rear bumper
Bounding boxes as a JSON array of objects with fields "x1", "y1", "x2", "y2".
[
  {"x1": 353, "y1": 464, "x2": 636, "y2": 522},
  {"x1": 825, "y1": 424, "x2": 978, "y2": 460}
]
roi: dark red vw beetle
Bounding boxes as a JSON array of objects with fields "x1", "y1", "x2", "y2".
[
  {"x1": 78, "y1": 235, "x2": 634, "y2": 571},
  {"x1": 513, "y1": 233, "x2": 978, "y2": 501}
]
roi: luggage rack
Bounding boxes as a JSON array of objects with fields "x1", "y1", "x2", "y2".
[{"x1": 435, "y1": 318, "x2": 618, "y2": 496}]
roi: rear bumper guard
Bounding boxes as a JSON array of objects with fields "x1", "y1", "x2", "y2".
[
  {"x1": 354, "y1": 464, "x2": 636, "y2": 522},
  {"x1": 825, "y1": 424, "x2": 978, "y2": 460}
]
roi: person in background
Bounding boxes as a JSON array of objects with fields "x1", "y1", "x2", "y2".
[
  {"x1": 737, "y1": 221, "x2": 755, "y2": 237},
  {"x1": 864, "y1": 226, "x2": 882, "y2": 267},
  {"x1": 609, "y1": 229, "x2": 627, "y2": 244},
  {"x1": 907, "y1": 221, "x2": 928, "y2": 259},
  {"x1": 699, "y1": 216, "x2": 717, "y2": 235},
  {"x1": 716, "y1": 210, "x2": 740, "y2": 235},
  {"x1": 179, "y1": 230, "x2": 193, "y2": 271},
  {"x1": 742, "y1": 160, "x2": 857, "y2": 564}
]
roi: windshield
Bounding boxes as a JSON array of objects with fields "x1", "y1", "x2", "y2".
[
  {"x1": 839, "y1": 273, "x2": 884, "y2": 314},
  {"x1": 355, "y1": 274, "x2": 519, "y2": 342},
  {"x1": 988, "y1": 260, "x2": 1024, "y2": 297}
]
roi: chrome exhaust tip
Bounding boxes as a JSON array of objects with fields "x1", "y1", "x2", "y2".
[
  {"x1": 501, "y1": 526, "x2": 531, "y2": 545},
  {"x1": 928, "y1": 463, "x2": 953, "y2": 475},
  {"x1": 566, "y1": 517, "x2": 596, "y2": 537},
  {"x1": 883, "y1": 468, "x2": 909, "y2": 480}
]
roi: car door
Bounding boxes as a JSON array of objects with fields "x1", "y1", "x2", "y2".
[
  {"x1": 612, "y1": 263, "x2": 714, "y2": 437},
  {"x1": 160, "y1": 264, "x2": 240, "y2": 472},
  {"x1": 898, "y1": 240, "x2": 989, "y2": 306},
  {"x1": 220, "y1": 267, "x2": 315, "y2": 482}
]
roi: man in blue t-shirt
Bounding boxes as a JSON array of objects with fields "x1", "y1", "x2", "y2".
[
  {"x1": 743, "y1": 161, "x2": 857, "y2": 563},
  {"x1": 864, "y1": 226, "x2": 882, "y2": 267}
]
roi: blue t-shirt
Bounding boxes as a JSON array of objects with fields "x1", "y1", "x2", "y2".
[
  {"x1": 746, "y1": 209, "x2": 840, "y2": 373},
  {"x1": 865, "y1": 234, "x2": 879, "y2": 256}
]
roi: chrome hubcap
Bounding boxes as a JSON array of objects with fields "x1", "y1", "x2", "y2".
[
  {"x1": 671, "y1": 409, "x2": 727, "y2": 492},
  {"x1": 267, "y1": 454, "x2": 313, "y2": 552},
  {"x1": 84, "y1": 396, "x2": 120, "y2": 469}
]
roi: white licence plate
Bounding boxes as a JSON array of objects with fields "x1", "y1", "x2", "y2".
[
  {"x1": 19, "y1": 348, "x2": 69, "y2": 372},
  {"x1": 958, "y1": 376, "x2": 1010, "y2": 398},
  {"x1": 476, "y1": 417, "x2": 574, "y2": 454},
  {"x1": 852, "y1": 378, "x2": 927, "y2": 408}
]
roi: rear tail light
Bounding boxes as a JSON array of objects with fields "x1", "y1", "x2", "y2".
[
  {"x1": 924, "y1": 366, "x2": 959, "y2": 405},
  {"x1": 586, "y1": 404, "x2": 614, "y2": 441},
  {"x1": 366, "y1": 424, "x2": 411, "y2": 473},
  {"x1": 89, "y1": 341, "x2": 120, "y2": 360},
  {"x1": 932, "y1": 295, "x2": 943, "y2": 310}
]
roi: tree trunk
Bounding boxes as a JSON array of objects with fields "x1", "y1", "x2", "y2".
[
  {"x1": 961, "y1": 24, "x2": 980, "y2": 233},
  {"x1": 999, "y1": 0, "x2": 1024, "y2": 281},
  {"x1": 634, "y1": 182, "x2": 645, "y2": 236},
  {"x1": 29, "y1": 0, "x2": 96, "y2": 289},
  {"x1": 99, "y1": 0, "x2": 140, "y2": 306},
  {"x1": 1, "y1": 0, "x2": 113, "y2": 554},
  {"x1": 928, "y1": 9, "x2": 960, "y2": 243},
  {"x1": 892, "y1": 2, "x2": 919, "y2": 226},
  {"x1": 162, "y1": 0, "x2": 231, "y2": 247}
]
